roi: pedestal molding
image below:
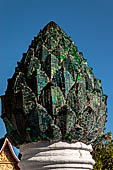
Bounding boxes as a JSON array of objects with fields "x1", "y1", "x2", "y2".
[{"x1": 18, "y1": 141, "x2": 95, "y2": 170}]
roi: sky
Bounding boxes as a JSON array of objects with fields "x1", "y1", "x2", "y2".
[{"x1": 0, "y1": 0, "x2": 113, "y2": 156}]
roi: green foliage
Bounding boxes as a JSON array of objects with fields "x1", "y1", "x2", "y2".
[{"x1": 92, "y1": 131, "x2": 113, "y2": 170}]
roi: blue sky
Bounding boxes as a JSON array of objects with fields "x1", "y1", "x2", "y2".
[{"x1": 0, "y1": 0, "x2": 113, "y2": 156}]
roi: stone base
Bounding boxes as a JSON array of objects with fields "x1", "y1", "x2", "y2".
[{"x1": 18, "y1": 141, "x2": 95, "y2": 170}]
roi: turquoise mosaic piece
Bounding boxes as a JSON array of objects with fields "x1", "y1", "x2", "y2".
[{"x1": 1, "y1": 21, "x2": 107, "y2": 148}]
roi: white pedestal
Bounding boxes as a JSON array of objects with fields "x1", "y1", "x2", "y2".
[{"x1": 18, "y1": 141, "x2": 95, "y2": 170}]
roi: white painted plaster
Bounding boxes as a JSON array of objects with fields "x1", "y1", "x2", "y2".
[{"x1": 18, "y1": 141, "x2": 95, "y2": 170}]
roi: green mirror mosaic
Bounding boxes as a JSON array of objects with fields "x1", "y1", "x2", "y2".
[{"x1": 1, "y1": 21, "x2": 107, "y2": 148}]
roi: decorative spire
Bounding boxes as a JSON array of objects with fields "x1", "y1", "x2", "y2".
[{"x1": 1, "y1": 21, "x2": 107, "y2": 148}]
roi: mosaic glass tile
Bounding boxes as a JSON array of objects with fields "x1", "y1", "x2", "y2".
[{"x1": 1, "y1": 21, "x2": 108, "y2": 147}]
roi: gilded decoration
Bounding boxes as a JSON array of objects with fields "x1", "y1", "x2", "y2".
[{"x1": 0, "y1": 144, "x2": 19, "y2": 170}]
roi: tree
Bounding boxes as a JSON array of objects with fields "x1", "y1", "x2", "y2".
[{"x1": 92, "y1": 131, "x2": 113, "y2": 170}]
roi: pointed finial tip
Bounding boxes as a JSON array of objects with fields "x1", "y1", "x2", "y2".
[
  {"x1": 46, "y1": 21, "x2": 58, "y2": 27},
  {"x1": 42, "y1": 21, "x2": 58, "y2": 32},
  {"x1": 48, "y1": 21, "x2": 57, "y2": 24}
]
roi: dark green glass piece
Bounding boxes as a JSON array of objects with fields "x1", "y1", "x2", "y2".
[
  {"x1": 26, "y1": 127, "x2": 31, "y2": 131},
  {"x1": 77, "y1": 73, "x2": 80, "y2": 80},
  {"x1": 68, "y1": 136, "x2": 71, "y2": 140},
  {"x1": 32, "y1": 137, "x2": 38, "y2": 142},
  {"x1": 60, "y1": 55, "x2": 64, "y2": 59}
]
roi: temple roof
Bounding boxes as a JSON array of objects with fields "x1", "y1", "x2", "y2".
[{"x1": 0, "y1": 137, "x2": 20, "y2": 162}]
